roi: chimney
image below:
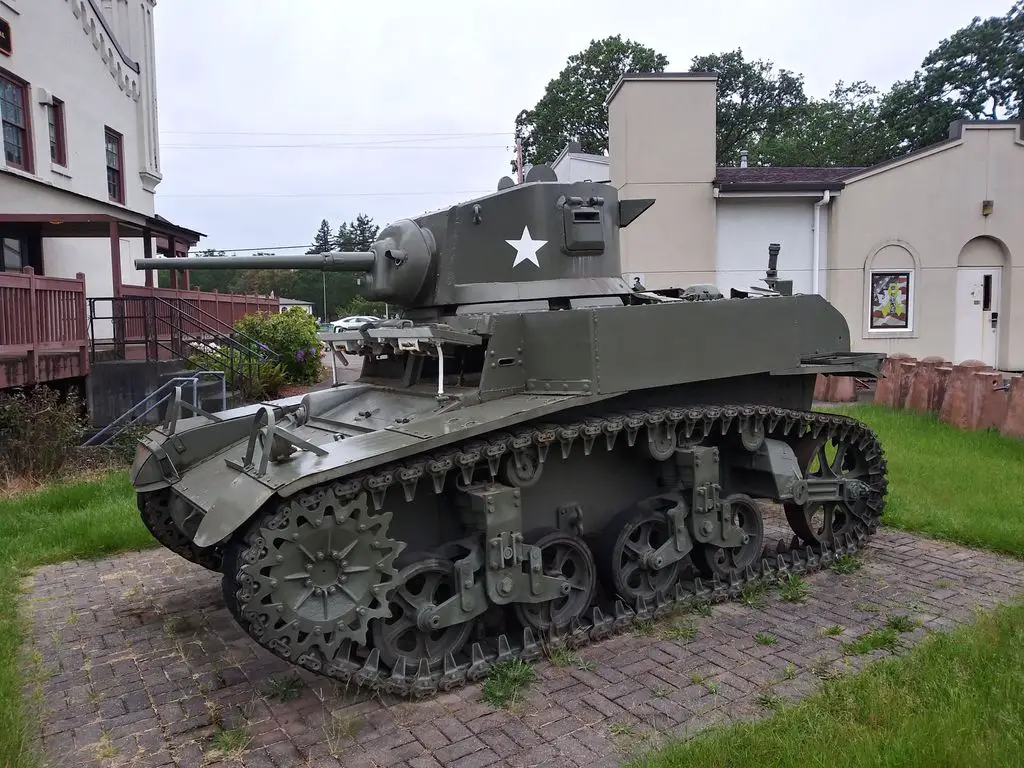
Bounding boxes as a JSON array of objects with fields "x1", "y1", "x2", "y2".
[{"x1": 740, "y1": 149, "x2": 748, "y2": 168}]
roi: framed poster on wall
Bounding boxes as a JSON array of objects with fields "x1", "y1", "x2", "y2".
[{"x1": 869, "y1": 270, "x2": 911, "y2": 330}]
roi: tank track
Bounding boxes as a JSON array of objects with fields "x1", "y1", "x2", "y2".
[
  {"x1": 222, "y1": 404, "x2": 887, "y2": 699},
  {"x1": 139, "y1": 490, "x2": 223, "y2": 572}
]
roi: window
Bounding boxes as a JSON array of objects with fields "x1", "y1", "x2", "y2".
[
  {"x1": 48, "y1": 98, "x2": 66, "y2": 166},
  {"x1": 0, "y1": 70, "x2": 30, "y2": 172},
  {"x1": 0, "y1": 234, "x2": 25, "y2": 272},
  {"x1": 104, "y1": 126, "x2": 123, "y2": 203}
]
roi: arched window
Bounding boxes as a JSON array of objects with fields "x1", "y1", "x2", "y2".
[{"x1": 863, "y1": 241, "x2": 919, "y2": 338}]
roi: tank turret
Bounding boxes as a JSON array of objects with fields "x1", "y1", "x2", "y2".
[
  {"x1": 135, "y1": 179, "x2": 655, "y2": 317},
  {"x1": 129, "y1": 167, "x2": 890, "y2": 702}
]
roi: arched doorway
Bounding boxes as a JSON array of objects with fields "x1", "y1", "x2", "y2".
[{"x1": 953, "y1": 236, "x2": 1008, "y2": 367}]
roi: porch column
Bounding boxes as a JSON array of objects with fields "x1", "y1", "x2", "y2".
[
  {"x1": 168, "y1": 236, "x2": 178, "y2": 289},
  {"x1": 109, "y1": 220, "x2": 122, "y2": 297},
  {"x1": 179, "y1": 239, "x2": 190, "y2": 289},
  {"x1": 143, "y1": 227, "x2": 153, "y2": 288}
]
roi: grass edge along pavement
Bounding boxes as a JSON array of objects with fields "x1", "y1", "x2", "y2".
[
  {"x1": 1, "y1": 404, "x2": 1023, "y2": 767},
  {"x1": 0, "y1": 471, "x2": 155, "y2": 768},
  {"x1": 626, "y1": 597, "x2": 1024, "y2": 768},
  {"x1": 822, "y1": 403, "x2": 1024, "y2": 559}
]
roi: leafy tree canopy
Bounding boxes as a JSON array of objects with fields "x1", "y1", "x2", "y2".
[
  {"x1": 513, "y1": 35, "x2": 668, "y2": 169},
  {"x1": 511, "y1": 2, "x2": 1024, "y2": 169}
]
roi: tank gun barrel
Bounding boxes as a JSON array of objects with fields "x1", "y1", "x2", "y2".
[{"x1": 133, "y1": 251, "x2": 376, "y2": 272}]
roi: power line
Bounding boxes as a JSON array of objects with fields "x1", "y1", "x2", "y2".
[
  {"x1": 161, "y1": 143, "x2": 510, "y2": 150},
  {"x1": 159, "y1": 189, "x2": 492, "y2": 199},
  {"x1": 161, "y1": 130, "x2": 512, "y2": 137},
  {"x1": 191, "y1": 244, "x2": 315, "y2": 253}
]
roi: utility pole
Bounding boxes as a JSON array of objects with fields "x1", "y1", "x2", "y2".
[{"x1": 516, "y1": 138, "x2": 524, "y2": 184}]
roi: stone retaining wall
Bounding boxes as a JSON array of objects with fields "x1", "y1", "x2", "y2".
[{"x1": 815, "y1": 356, "x2": 1024, "y2": 439}]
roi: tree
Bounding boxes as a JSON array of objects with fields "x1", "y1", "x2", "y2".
[
  {"x1": 335, "y1": 213, "x2": 379, "y2": 252},
  {"x1": 308, "y1": 219, "x2": 334, "y2": 254},
  {"x1": 691, "y1": 49, "x2": 808, "y2": 166},
  {"x1": 512, "y1": 35, "x2": 668, "y2": 169},
  {"x1": 878, "y1": 2, "x2": 1023, "y2": 154},
  {"x1": 918, "y1": 5, "x2": 1021, "y2": 120},
  {"x1": 753, "y1": 81, "x2": 900, "y2": 167}
]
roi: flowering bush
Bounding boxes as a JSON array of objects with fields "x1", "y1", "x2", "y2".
[{"x1": 234, "y1": 308, "x2": 324, "y2": 385}]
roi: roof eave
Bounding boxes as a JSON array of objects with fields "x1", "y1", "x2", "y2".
[{"x1": 714, "y1": 181, "x2": 848, "y2": 193}]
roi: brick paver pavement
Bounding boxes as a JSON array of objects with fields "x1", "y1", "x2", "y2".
[{"x1": 19, "y1": 529, "x2": 1024, "y2": 768}]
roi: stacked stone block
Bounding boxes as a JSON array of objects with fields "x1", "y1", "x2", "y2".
[{"x1": 815, "y1": 356, "x2": 1024, "y2": 439}]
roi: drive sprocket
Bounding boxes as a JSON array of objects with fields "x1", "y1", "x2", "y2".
[{"x1": 230, "y1": 485, "x2": 405, "y2": 658}]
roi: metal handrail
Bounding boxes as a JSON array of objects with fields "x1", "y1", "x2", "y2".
[
  {"x1": 83, "y1": 371, "x2": 226, "y2": 446},
  {"x1": 150, "y1": 295, "x2": 280, "y2": 362},
  {"x1": 88, "y1": 296, "x2": 279, "y2": 396}
]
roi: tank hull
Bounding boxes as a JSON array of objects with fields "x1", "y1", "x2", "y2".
[{"x1": 131, "y1": 290, "x2": 887, "y2": 699}]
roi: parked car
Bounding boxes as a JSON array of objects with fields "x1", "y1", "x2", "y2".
[{"x1": 329, "y1": 315, "x2": 382, "y2": 332}]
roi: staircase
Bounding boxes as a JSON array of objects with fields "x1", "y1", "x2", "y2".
[{"x1": 85, "y1": 295, "x2": 281, "y2": 441}]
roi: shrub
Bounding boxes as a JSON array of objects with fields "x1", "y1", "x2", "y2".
[
  {"x1": 235, "y1": 308, "x2": 324, "y2": 385},
  {"x1": 0, "y1": 385, "x2": 85, "y2": 480},
  {"x1": 186, "y1": 341, "x2": 288, "y2": 400},
  {"x1": 335, "y1": 296, "x2": 387, "y2": 320}
]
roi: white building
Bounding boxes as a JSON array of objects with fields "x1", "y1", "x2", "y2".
[
  {"x1": 549, "y1": 73, "x2": 1023, "y2": 372},
  {"x1": 0, "y1": 0, "x2": 203, "y2": 299},
  {"x1": 279, "y1": 297, "x2": 315, "y2": 315},
  {"x1": 0, "y1": 0, "x2": 265, "y2": 392},
  {"x1": 549, "y1": 141, "x2": 611, "y2": 184}
]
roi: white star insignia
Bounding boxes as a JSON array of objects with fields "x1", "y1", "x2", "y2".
[{"x1": 506, "y1": 225, "x2": 546, "y2": 268}]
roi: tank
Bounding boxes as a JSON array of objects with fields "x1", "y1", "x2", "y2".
[{"x1": 131, "y1": 168, "x2": 888, "y2": 698}]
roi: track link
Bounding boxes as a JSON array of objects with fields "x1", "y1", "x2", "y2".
[
  {"x1": 139, "y1": 490, "x2": 223, "y2": 572},
  {"x1": 223, "y1": 404, "x2": 888, "y2": 699}
]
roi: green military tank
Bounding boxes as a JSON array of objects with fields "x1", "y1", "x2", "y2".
[{"x1": 131, "y1": 166, "x2": 888, "y2": 697}]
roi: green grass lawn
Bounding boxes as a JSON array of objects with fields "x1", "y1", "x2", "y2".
[
  {"x1": 0, "y1": 404, "x2": 1022, "y2": 768},
  {"x1": 635, "y1": 403, "x2": 1024, "y2": 768},
  {"x1": 826, "y1": 403, "x2": 1024, "y2": 557},
  {"x1": 0, "y1": 470, "x2": 152, "y2": 768},
  {"x1": 630, "y1": 598, "x2": 1024, "y2": 768}
]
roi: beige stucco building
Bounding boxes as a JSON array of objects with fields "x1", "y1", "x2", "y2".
[{"x1": 551, "y1": 72, "x2": 1023, "y2": 372}]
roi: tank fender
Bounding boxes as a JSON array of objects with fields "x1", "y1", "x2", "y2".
[
  {"x1": 194, "y1": 476, "x2": 280, "y2": 548},
  {"x1": 192, "y1": 391, "x2": 617, "y2": 547}
]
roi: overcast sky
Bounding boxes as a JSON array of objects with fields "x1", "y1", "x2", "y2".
[{"x1": 150, "y1": 0, "x2": 1009, "y2": 255}]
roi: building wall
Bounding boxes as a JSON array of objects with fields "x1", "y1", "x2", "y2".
[
  {"x1": 827, "y1": 123, "x2": 1024, "y2": 370},
  {"x1": 552, "y1": 153, "x2": 610, "y2": 183},
  {"x1": 607, "y1": 74, "x2": 719, "y2": 289},
  {"x1": 44, "y1": 235, "x2": 145, "y2": 339},
  {"x1": 0, "y1": 0, "x2": 161, "y2": 215},
  {"x1": 715, "y1": 196, "x2": 831, "y2": 297}
]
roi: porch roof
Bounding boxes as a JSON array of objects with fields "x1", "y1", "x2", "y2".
[{"x1": 0, "y1": 212, "x2": 205, "y2": 247}]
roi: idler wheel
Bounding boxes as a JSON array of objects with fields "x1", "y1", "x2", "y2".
[
  {"x1": 694, "y1": 494, "x2": 764, "y2": 580},
  {"x1": 784, "y1": 435, "x2": 867, "y2": 547},
  {"x1": 598, "y1": 504, "x2": 687, "y2": 604},
  {"x1": 139, "y1": 489, "x2": 222, "y2": 572},
  {"x1": 513, "y1": 529, "x2": 596, "y2": 634},
  {"x1": 370, "y1": 554, "x2": 474, "y2": 673}
]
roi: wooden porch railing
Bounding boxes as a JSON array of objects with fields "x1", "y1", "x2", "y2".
[
  {"x1": 118, "y1": 284, "x2": 278, "y2": 340},
  {"x1": 0, "y1": 267, "x2": 88, "y2": 386}
]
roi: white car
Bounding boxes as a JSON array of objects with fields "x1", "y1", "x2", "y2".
[{"x1": 330, "y1": 315, "x2": 382, "y2": 332}]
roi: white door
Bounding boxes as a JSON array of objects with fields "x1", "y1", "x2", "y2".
[{"x1": 954, "y1": 267, "x2": 1001, "y2": 367}]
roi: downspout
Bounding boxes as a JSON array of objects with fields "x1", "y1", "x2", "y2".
[{"x1": 812, "y1": 190, "x2": 831, "y2": 296}]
